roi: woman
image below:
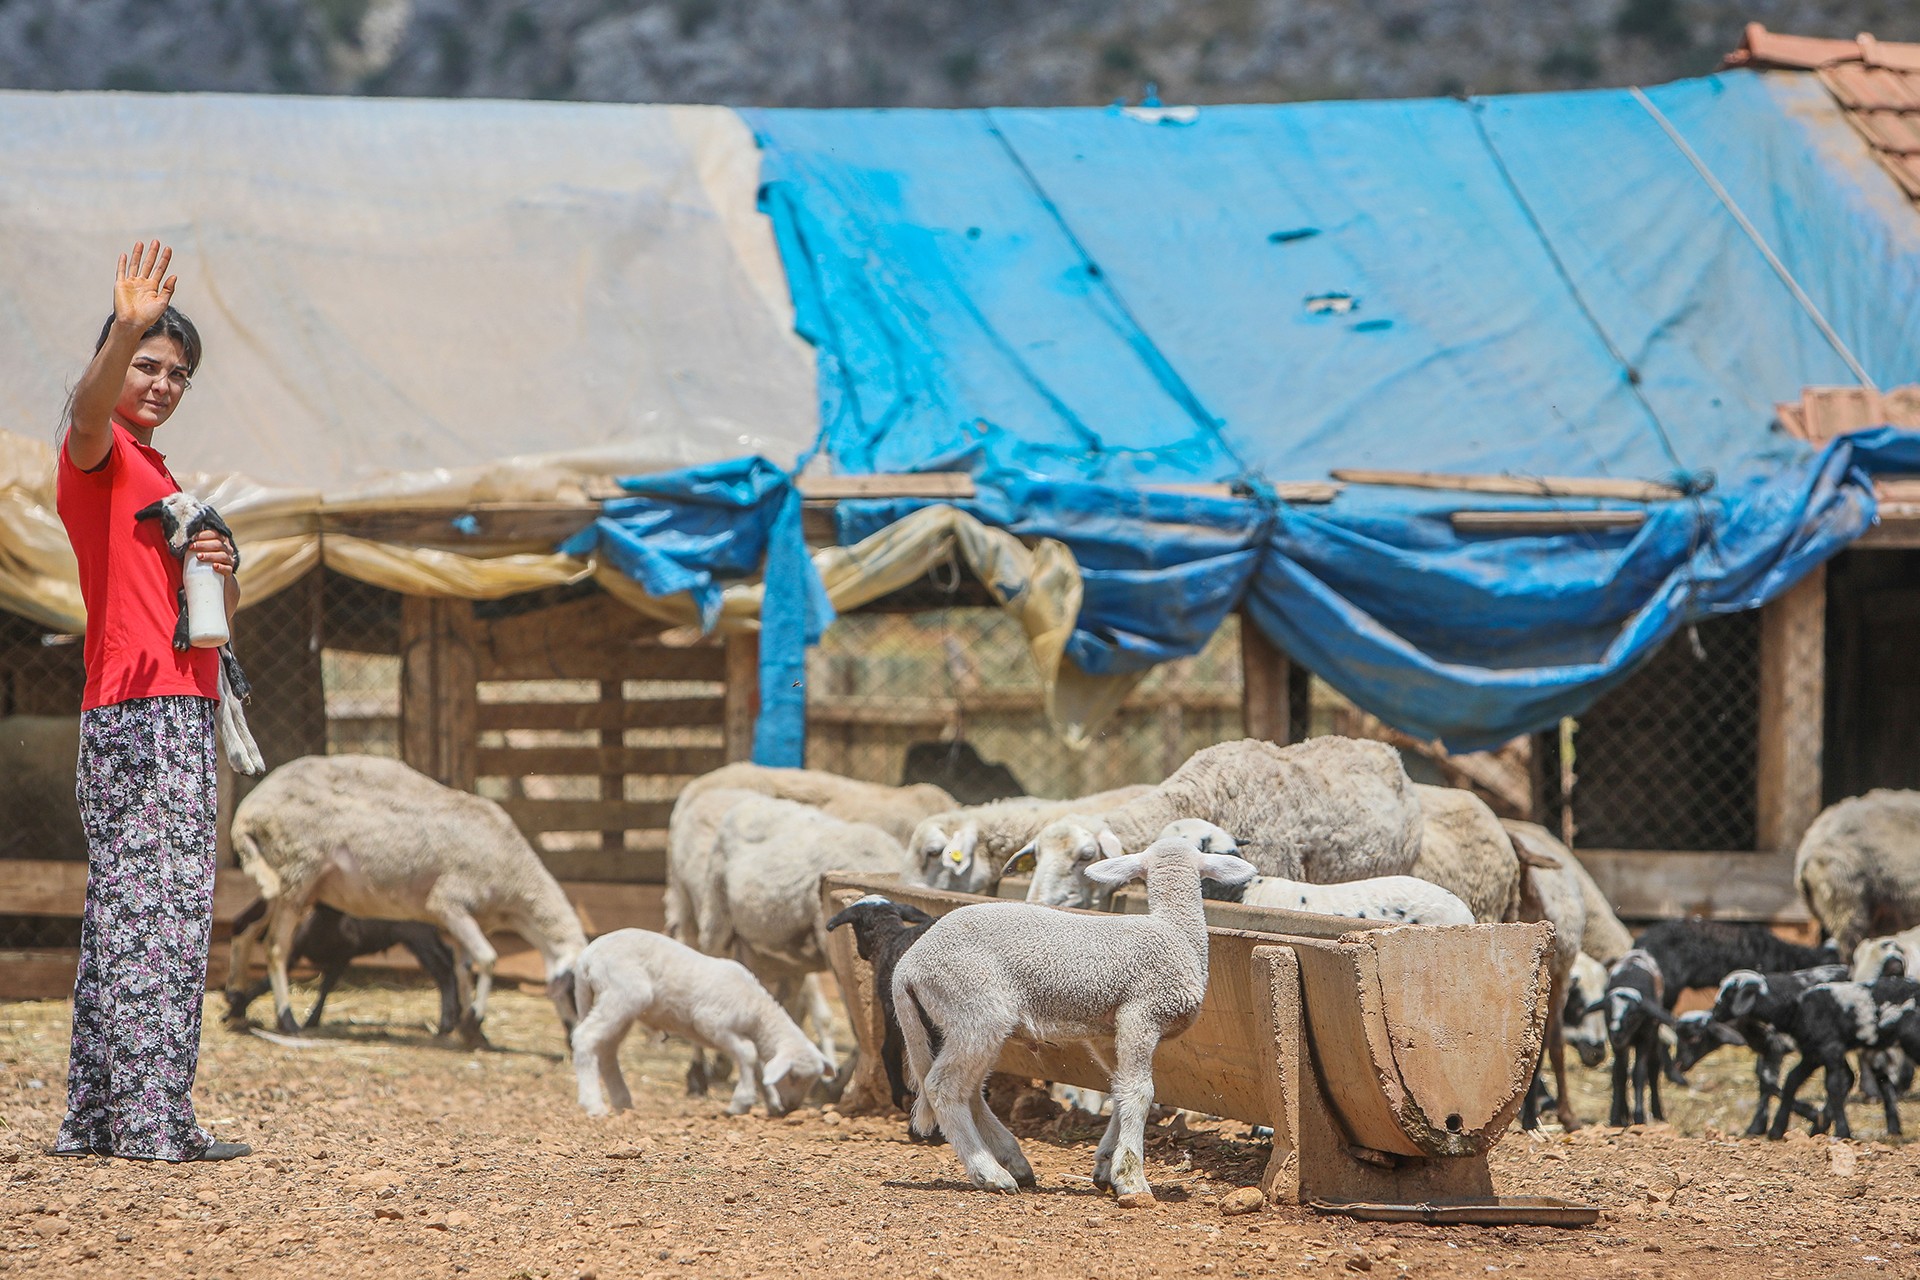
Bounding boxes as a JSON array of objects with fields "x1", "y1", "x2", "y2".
[{"x1": 53, "y1": 240, "x2": 249, "y2": 1162}]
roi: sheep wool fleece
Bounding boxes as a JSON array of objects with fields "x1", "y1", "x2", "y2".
[{"x1": 57, "y1": 695, "x2": 219, "y2": 1161}]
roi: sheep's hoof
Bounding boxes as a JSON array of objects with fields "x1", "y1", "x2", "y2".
[
  {"x1": 686, "y1": 1061, "x2": 710, "y2": 1097},
  {"x1": 456, "y1": 1013, "x2": 490, "y2": 1050},
  {"x1": 275, "y1": 1010, "x2": 300, "y2": 1035},
  {"x1": 1014, "y1": 1169, "x2": 1038, "y2": 1189}
]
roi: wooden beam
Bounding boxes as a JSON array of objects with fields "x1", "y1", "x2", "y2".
[
  {"x1": 1332, "y1": 469, "x2": 1683, "y2": 503},
  {"x1": 321, "y1": 501, "x2": 601, "y2": 548},
  {"x1": 1857, "y1": 504, "x2": 1920, "y2": 548},
  {"x1": 1449, "y1": 510, "x2": 1645, "y2": 534},
  {"x1": 1138, "y1": 481, "x2": 1342, "y2": 504},
  {"x1": 475, "y1": 696, "x2": 722, "y2": 732},
  {"x1": 1575, "y1": 849, "x2": 1807, "y2": 923},
  {"x1": 474, "y1": 745, "x2": 726, "y2": 778},
  {"x1": 497, "y1": 799, "x2": 677, "y2": 833},
  {"x1": 1240, "y1": 613, "x2": 1291, "y2": 745},
  {"x1": 724, "y1": 632, "x2": 760, "y2": 763},
  {"x1": 1757, "y1": 566, "x2": 1827, "y2": 854},
  {"x1": 797, "y1": 473, "x2": 975, "y2": 501},
  {"x1": 477, "y1": 645, "x2": 726, "y2": 684}
]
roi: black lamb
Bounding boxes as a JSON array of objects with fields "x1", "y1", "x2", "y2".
[
  {"x1": 1592, "y1": 948, "x2": 1676, "y2": 1128},
  {"x1": 1768, "y1": 974, "x2": 1920, "y2": 1140},
  {"x1": 1633, "y1": 919, "x2": 1836, "y2": 1005},
  {"x1": 824, "y1": 894, "x2": 936, "y2": 1116},
  {"x1": 224, "y1": 898, "x2": 463, "y2": 1037},
  {"x1": 1672, "y1": 963, "x2": 1847, "y2": 1137}
]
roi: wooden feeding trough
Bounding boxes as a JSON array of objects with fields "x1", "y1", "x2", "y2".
[{"x1": 820, "y1": 874, "x2": 1556, "y2": 1208}]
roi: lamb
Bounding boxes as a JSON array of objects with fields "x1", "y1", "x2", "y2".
[
  {"x1": 1234, "y1": 870, "x2": 1473, "y2": 924},
  {"x1": 223, "y1": 899, "x2": 463, "y2": 1037},
  {"x1": 1672, "y1": 964, "x2": 1848, "y2": 1137},
  {"x1": 226, "y1": 755, "x2": 587, "y2": 1044},
  {"x1": 1767, "y1": 974, "x2": 1920, "y2": 1140},
  {"x1": 940, "y1": 737, "x2": 1422, "y2": 896},
  {"x1": 566, "y1": 928, "x2": 831, "y2": 1118},
  {"x1": 1563, "y1": 953, "x2": 1611, "y2": 1070},
  {"x1": 1594, "y1": 949, "x2": 1676, "y2": 1128},
  {"x1": 910, "y1": 786, "x2": 1154, "y2": 894},
  {"x1": 1631, "y1": 918, "x2": 1834, "y2": 1011},
  {"x1": 824, "y1": 895, "x2": 937, "y2": 1114},
  {"x1": 666, "y1": 766, "x2": 953, "y2": 952},
  {"x1": 1852, "y1": 925, "x2": 1920, "y2": 982},
  {"x1": 130, "y1": 490, "x2": 264, "y2": 775},
  {"x1": 893, "y1": 834, "x2": 1257, "y2": 1197},
  {"x1": 1796, "y1": 789, "x2": 1920, "y2": 957}
]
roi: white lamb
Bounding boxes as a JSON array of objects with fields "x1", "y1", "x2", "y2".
[
  {"x1": 949, "y1": 737, "x2": 1424, "y2": 893},
  {"x1": 1853, "y1": 925, "x2": 1920, "y2": 982},
  {"x1": 227, "y1": 755, "x2": 587, "y2": 1042},
  {"x1": 894, "y1": 834, "x2": 1257, "y2": 1198},
  {"x1": 1024, "y1": 817, "x2": 1472, "y2": 924},
  {"x1": 909, "y1": 785, "x2": 1155, "y2": 894},
  {"x1": 567, "y1": 928, "x2": 830, "y2": 1118}
]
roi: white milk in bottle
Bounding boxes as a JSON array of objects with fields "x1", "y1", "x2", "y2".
[{"x1": 183, "y1": 554, "x2": 229, "y2": 648}]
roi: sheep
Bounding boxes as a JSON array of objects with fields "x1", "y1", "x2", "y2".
[
  {"x1": 910, "y1": 786, "x2": 1154, "y2": 894},
  {"x1": 1564, "y1": 952, "x2": 1611, "y2": 1069},
  {"x1": 892, "y1": 834, "x2": 1258, "y2": 1197},
  {"x1": 1513, "y1": 837, "x2": 1589, "y2": 1131},
  {"x1": 824, "y1": 894, "x2": 937, "y2": 1115},
  {"x1": 1594, "y1": 949, "x2": 1675, "y2": 1128},
  {"x1": 1410, "y1": 785, "x2": 1523, "y2": 923},
  {"x1": 666, "y1": 767, "x2": 953, "y2": 954},
  {"x1": 567, "y1": 928, "x2": 831, "y2": 1118},
  {"x1": 226, "y1": 754, "x2": 587, "y2": 1044},
  {"x1": 1672, "y1": 964, "x2": 1848, "y2": 1137},
  {"x1": 1796, "y1": 789, "x2": 1920, "y2": 957},
  {"x1": 1852, "y1": 925, "x2": 1920, "y2": 982},
  {"x1": 223, "y1": 898, "x2": 462, "y2": 1037},
  {"x1": 1021, "y1": 816, "x2": 1472, "y2": 923},
  {"x1": 1767, "y1": 975, "x2": 1920, "y2": 1140},
  {"x1": 947, "y1": 737, "x2": 1423, "y2": 898},
  {"x1": 1501, "y1": 820, "x2": 1632, "y2": 962}
]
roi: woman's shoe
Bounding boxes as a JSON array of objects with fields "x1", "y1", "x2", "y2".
[{"x1": 194, "y1": 1141, "x2": 252, "y2": 1161}]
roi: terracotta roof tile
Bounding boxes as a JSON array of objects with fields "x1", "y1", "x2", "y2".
[{"x1": 1730, "y1": 25, "x2": 1920, "y2": 209}]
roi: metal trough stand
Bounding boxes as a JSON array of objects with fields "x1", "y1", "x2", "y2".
[{"x1": 821, "y1": 873, "x2": 1554, "y2": 1207}]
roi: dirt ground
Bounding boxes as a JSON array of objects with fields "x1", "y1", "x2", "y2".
[{"x1": 4, "y1": 975, "x2": 1920, "y2": 1280}]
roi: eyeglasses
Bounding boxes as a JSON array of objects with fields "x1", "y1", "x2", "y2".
[{"x1": 131, "y1": 356, "x2": 192, "y2": 392}]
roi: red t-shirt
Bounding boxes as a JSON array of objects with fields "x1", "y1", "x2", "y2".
[{"x1": 56, "y1": 422, "x2": 220, "y2": 710}]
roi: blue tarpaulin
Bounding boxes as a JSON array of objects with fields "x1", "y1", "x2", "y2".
[
  {"x1": 561, "y1": 457, "x2": 834, "y2": 765},
  {"x1": 732, "y1": 73, "x2": 1920, "y2": 750}
]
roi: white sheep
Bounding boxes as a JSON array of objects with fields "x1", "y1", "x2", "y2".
[
  {"x1": 666, "y1": 765, "x2": 954, "y2": 952},
  {"x1": 1853, "y1": 925, "x2": 1920, "y2": 982},
  {"x1": 894, "y1": 834, "x2": 1257, "y2": 1197},
  {"x1": 566, "y1": 928, "x2": 830, "y2": 1118},
  {"x1": 1024, "y1": 817, "x2": 1472, "y2": 924},
  {"x1": 1797, "y1": 790, "x2": 1920, "y2": 957},
  {"x1": 977, "y1": 738, "x2": 1423, "y2": 893},
  {"x1": 227, "y1": 755, "x2": 587, "y2": 1042},
  {"x1": 1409, "y1": 785, "x2": 1522, "y2": 923},
  {"x1": 909, "y1": 785, "x2": 1154, "y2": 894},
  {"x1": 1503, "y1": 820, "x2": 1632, "y2": 964}
]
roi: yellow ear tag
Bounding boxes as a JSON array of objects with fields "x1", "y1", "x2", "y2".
[{"x1": 943, "y1": 847, "x2": 967, "y2": 870}]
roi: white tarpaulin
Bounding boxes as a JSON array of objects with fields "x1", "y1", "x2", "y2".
[{"x1": 0, "y1": 91, "x2": 815, "y2": 495}]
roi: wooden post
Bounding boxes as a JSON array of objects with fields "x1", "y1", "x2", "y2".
[
  {"x1": 400, "y1": 596, "x2": 479, "y2": 790},
  {"x1": 1241, "y1": 612, "x2": 1291, "y2": 745},
  {"x1": 1757, "y1": 566, "x2": 1826, "y2": 854},
  {"x1": 723, "y1": 632, "x2": 760, "y2": 764},
  {"x1": 599, "y1": 679, "x2": 625, "y2": 851}
]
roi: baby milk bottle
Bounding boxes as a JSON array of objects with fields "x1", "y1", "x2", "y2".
[{"x1": 184, "y1": 554, "x2": 229, "y2": 648}]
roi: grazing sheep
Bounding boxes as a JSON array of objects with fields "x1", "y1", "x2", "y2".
[
  {"x1": 1768, "y1": 975, "x2": 1920, "y2": 1140},
  {"x1": 910, "y1": 786, "x2": 1154, "y2": 894},
  {"x1": 1595, "y1": 949, "x2": 1675, "y2": 1128},
  {"x1": 1673, "y1": 964, "x2": 1848, "y2": 1137},
  {"x1": 1514, "y1": 839, "x2": 1589, "y2": 1132},
  {"x1": 893, "y1": 835, "x2": 1257, "y2": 1197},
  {"x1": 1796, "y1": 790, "x2": 1920, "y2": 958},
  {"x1": 666, "y1": 768, "x2": 953, "y2": 955},
  {"x1": 945, "y1": 737, "x2": 1422, "y2": 895},
  {"x1": 1410, "y1": 785, "x2": 1523, "y2": 924},
  {"x1": 227, "y1": 755, "x2": 587, "y2": 1043},
  {"x1": 1502, "y1": 821, "x2": 1632, "y2": 963},
  {"x1": 824, "y1": 895, "x2": 937, "y2": 1115},
  {"x1": 567, "y1": 928, "x2": 830, "y2": 1118},
  {"x1": 223, "y1": 899, "x2": 462, "y2": 1037}
]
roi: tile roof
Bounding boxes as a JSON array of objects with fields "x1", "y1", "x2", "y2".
[{"x1": 1726, "y1": 23, "x2": 1920, "y2": 200}]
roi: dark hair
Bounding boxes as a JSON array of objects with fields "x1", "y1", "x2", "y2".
[{"x1": 95, "y1": 306, "x2": 202, "y2": 374}]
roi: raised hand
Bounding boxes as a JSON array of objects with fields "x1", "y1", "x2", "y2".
[{"x1": 115, "y1": 239, "x2": 177, "y2": 330}]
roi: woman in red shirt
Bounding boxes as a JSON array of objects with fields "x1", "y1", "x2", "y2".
[{"x1": 53, "y1": 241, "x2": 250, "y2": 1162}]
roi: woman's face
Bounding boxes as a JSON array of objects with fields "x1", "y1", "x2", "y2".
[{"x1": 114, "y1": 335, "x2": 192, "y2": 431}]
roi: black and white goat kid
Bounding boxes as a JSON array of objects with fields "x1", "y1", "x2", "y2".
[{"x1": 133, "y1": 490, "x2": 264, "y2": 774}]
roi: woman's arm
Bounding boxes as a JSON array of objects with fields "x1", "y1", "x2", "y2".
[{"x1": 66, "y1": 240, "x2": 177, "y2": 471}]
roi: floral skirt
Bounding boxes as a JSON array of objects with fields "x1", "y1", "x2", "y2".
[{"x1": 56, "y1": 695, "x2": 219, "y2": 1161}]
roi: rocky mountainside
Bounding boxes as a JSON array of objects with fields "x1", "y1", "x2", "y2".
[{"x1": 0, "y1": 0, "x2": 1915, "y2": 106}]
